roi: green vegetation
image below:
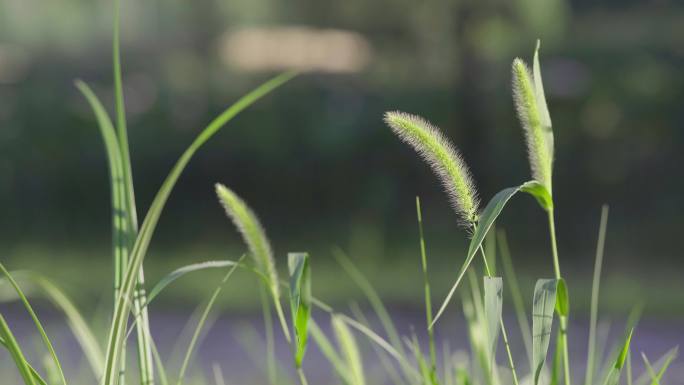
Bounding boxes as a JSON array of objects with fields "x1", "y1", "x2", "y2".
[{"x1": 0, "y1": 4, "x2": 678, "y2": 385}]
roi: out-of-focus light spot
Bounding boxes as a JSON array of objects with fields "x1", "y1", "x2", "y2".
[
  {"x1": 581, "y1": 98, "x2": 622, "y2": 139},
  {"x1": 218, "y1": 26, "x2": 372, "y2": 73},
  {"x1": 0, "y1": 45, "x2": 29, "y2": 84}
]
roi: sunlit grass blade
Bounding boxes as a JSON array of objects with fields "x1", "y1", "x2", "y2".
[
  {"x1": 215, "y1": 183, "x2": 290, "y2": 343},
  {"x1": 602, "y1": 329, "x2": 633, "y2": 385},
  {"x1": 10, "y1": 272, "x2": 104, "y2": 377},
  {"x1": 432, "y1": 181, "x2": 543, "y2": 328},
  {"x1": 0, "y1": 314, "x2": 38, "y2": 385},
  {"x1": 483, "y1": 276, "x2": 502, "y2": 371},
  {"x1": 584, "y1": 205, "x2": 610, "y2": 385},
  {"x1": 288, "y1": 252, "x2": 311, "y2": 372},
  {"x1": 332, "y1": 315, "x2": 366, "y2": 385},
  {"x1": 0, "y1": 263, "x2": 66, "y2": 385},
  {"x1": 498, "y1": 230, "x2": 533, "y2": 369},
  {"x1": 532, "y1": 278, "x2": 558, "y2": 385},
  {"x1": 100, "y1": 71, "x2": 296, "y2": 385},
  {"x1": 310, "y1": 319, "x2": 354, "y2": 384},
  {"x1": 148, "y1": 260, "x2": 241, "y2": 305},
  {"x1": 176, "y1": 256, "x2": 243, "y2": 385}
]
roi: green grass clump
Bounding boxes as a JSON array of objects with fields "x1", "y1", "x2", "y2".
[{"x1": 0, "y1": 5, "x2": 678, "y2": 385}]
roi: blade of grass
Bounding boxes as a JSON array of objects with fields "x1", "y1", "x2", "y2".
[
  {"x1": 12, "y1": 272, "x2": 104, "y2": 377},
  {"x1": 332, "y1": 315, "x2": 366, "y2": 385},
  {"x1": 584, "y1": 205, "x2": 610, "y2": 385},
  {"x1": 0, "y1": 263, "x2": 66, "y2": 385},
  {"x1": 332, "y1": 248, "x2": 406, "y2": 359},
  {"x1": 637, "y1": 347, "x2": 678, "y2": 385},
  {"x1": 483, "y1": 276, "x2": 503, "y2": 373},
  {"x1": 602, "y1": 329, "x2": 633, "y2": 385},
  {"x1": 176, "y1": 256, "x2": 243, "y2": 385},
  {"x1": 100, "y1": 70, "x2": 296, "y2": 385},
  {"x1": 0, "y1": 314, "x2": 38, "y2": 385},
  {"x1": 432, "y1": 180, "x2": 545, "y2": 328},
  {"x1": 288, "y1": 252, "x2": 312, "y2": 372},
  {"x1": 532, "y1": 278, "x2": 558, "y2": 385},
  {"x1": 498, "y1": 230, "x2": 533, "y2": 369}
]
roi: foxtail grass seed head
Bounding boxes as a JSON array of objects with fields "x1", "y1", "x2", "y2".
[
  {"x1": 384, "y1": 111, "x2": 480, "y2": 225},
  {"x1": 215, "y1": 183, "x2": 280, "y2": 298},
  {"x1": 512, "y1": 55, "x2": 554, "y2": 193}
]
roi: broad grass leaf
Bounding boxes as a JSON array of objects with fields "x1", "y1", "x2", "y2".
[
  {"x1": 288, "y1": 252, "x2": 311, "y2": 368},
  {"x1": 483, "y1": 276, "x2": 503, "y2": 367},
  {"x1": 533, "y1": 278, "x2": 558, "y2": 385},
  {"x1": 433, "y1": 181, "x2": 542, "y2": 328},
  {"x1": 520, "y1": 180, "x2": 553, "y2": 211}
]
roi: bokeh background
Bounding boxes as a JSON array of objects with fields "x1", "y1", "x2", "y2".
[{"x1": 1, "y1": 0, "x2": 683, "y2": 382}]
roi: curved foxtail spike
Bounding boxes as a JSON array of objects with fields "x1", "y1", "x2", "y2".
[
  {"x1": 215, "y1": 183, "x2": 291, "y2": 342},
  {"x1": 384, "y1": 111, "x2": 480, "y2": 226}
]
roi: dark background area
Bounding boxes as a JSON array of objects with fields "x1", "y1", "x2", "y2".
[{"x1": 0, "y1": 0, "x2": 683, "y2": 314}]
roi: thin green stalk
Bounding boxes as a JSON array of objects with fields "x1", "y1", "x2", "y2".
[
  {"x1": 478, "y1": 246, "x2": 519, "y2": 385},
  {"x1": 547, "y1": 209, "x2": 571, "y2": 385},
  {"x1": 415, "y1": 197, "x2": 437, "y2": 374},
  {"x1": 260, "y1": 286, "x2": 277, "y2": 385},
  {"x1": 584, "y1": 205, "x2": 609, "y2": 385},
  {"x1": 297, "y1": 368, "x2": 309, "y2": 385}
]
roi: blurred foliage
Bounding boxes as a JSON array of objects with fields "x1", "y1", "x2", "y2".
[{"x1": 1, "y1": 0, "x2": 684, "y2": 279}]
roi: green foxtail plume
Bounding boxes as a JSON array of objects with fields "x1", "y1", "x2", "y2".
[
  {"x1": 384, "y1": 111, "x2": 480, "y2": 225},
  {"x1": 215, "y1": 183, "x2": 291, "y2": 342},
  {"x1": 511, "y1": 41, "x2": 554, "y2": 193}
]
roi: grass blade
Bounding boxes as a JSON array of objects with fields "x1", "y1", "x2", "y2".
[
  {"x1": 432, "y1": 181, "x2": 543, "y2": 328},
  {"x1": 332, "y1": 249, "x2": 407, "y2": 359},
  {"x1": 0, "y1": 263, "x2": 66, "y2": 385},
  {"x1": 176, "y1": 256, "x2": 243, "y2": 385},
  {"x1": 11, "y1": 272, "x2": 105, "y2": 377},
  {"x1": 148, "y1": 260, "x2": 240, "y2": 305},
  {"x1": 532, "y1": 278, "x2": 558, "y2": 385},
  {"x1": 332, "y1": 315, "x2": 366, "y2": 385},
  {"x1": 100, "y1": 71, "x2": 296, "y2": 385},
  {"x1": 498, "y1": 230, "x2": 533, "y2": 369},
  {"x1": 483, "y1": 276, "x2": 503, "y2": 370},
  {"x1": 637, "y1": 347, "x2": 678, "y2": 385},
  {"x1": 288, "y1": 252, "x2": 312, "y2": 369},
  {"x1": 584, "y1": 205, "x2": 610, "y2": 385},
  {"x1": 0, "y1": 314, "x2": 37, "y2": 385},
  {"x1": 602, "y1": 329, "x2": 633, "y2": 385}
]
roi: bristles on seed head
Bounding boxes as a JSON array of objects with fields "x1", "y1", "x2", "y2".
[
  {"x1": 511, "y1": 58, "x2": 553, "y2": 192},
  {"x1": 215, "y1": 183, "x2": 279, "y2": 298},
  {"x1": 384, "y1": 111, "x2": 480, "y2": 225}
]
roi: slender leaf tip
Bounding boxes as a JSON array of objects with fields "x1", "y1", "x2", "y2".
[{"x1": 384, "y1": 111, "x2": 480, "y2": 225}]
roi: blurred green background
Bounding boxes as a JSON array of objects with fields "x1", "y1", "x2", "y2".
[{"x1": 1, "y1": 0, "x2": 683, "y2": 315}]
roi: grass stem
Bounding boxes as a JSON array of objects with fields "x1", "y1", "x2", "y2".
[
  {"x1": 547, "y1": 209, "x2": 571, "y2": 385},
  {"x1": 415, "y1": 197, "x2": 438, "y2": 375}
]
